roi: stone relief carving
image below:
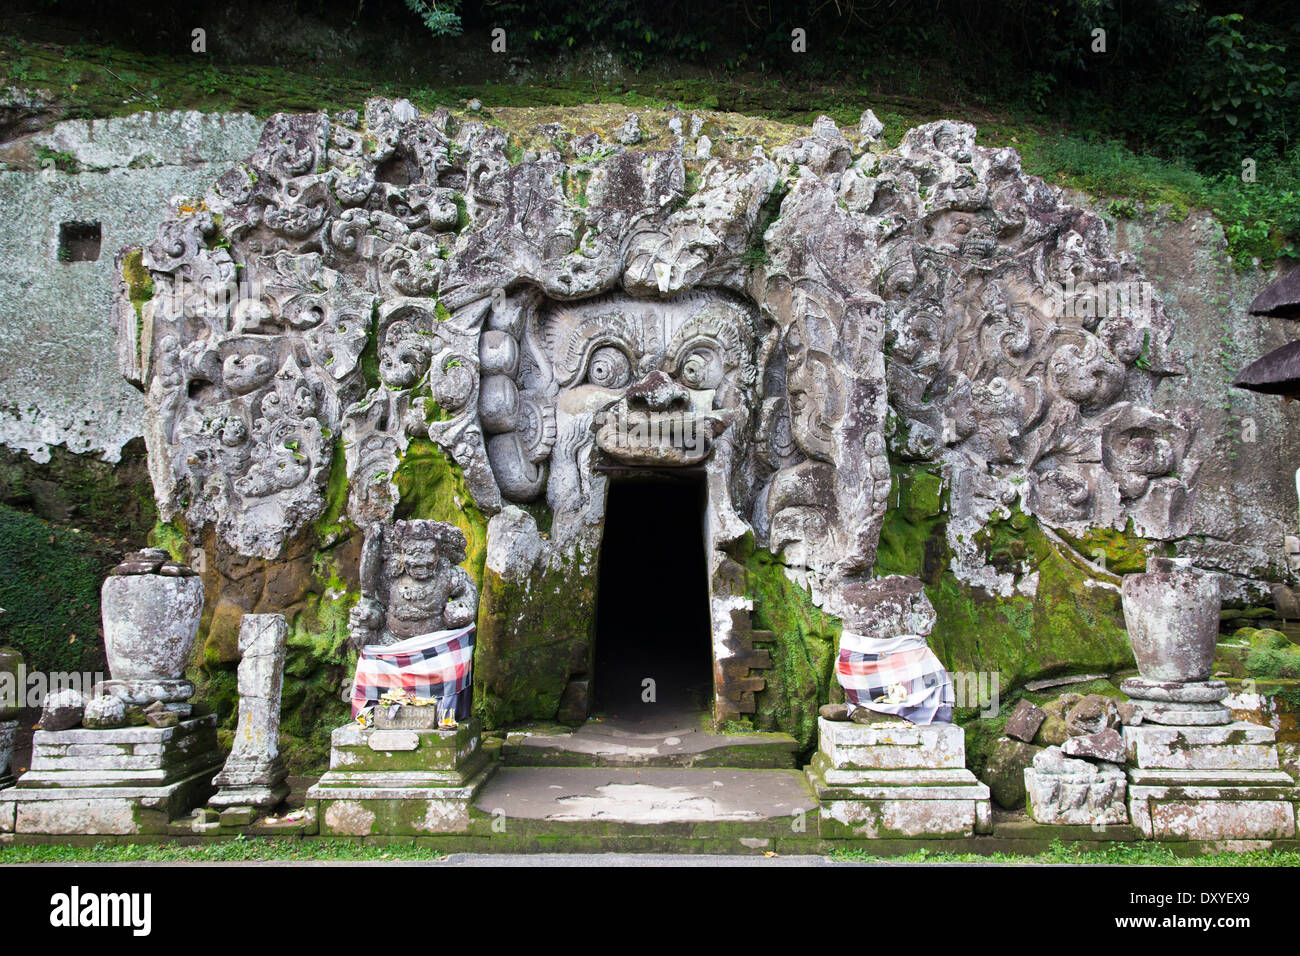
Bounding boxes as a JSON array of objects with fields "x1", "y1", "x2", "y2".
[
  {"x1": 348, "y1": 519, "x2": 478, "y2": 650},
  {"x1": 120, "y1": 99, "x2": 1199, "y2": 613}
]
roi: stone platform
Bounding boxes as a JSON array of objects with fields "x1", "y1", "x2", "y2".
[
  {"x1": 307, "y1": 716, "x2": 494, "y2": 837},
  {"x1": 478, "y1": 767, "x2": 816, "y2": 827},
  {"x1": 806, "y1": 717, "x2": 992, "y2": 838},
  {"x1": 1124, "y1": 721, "x2": 1300, "y2": 840},
  {"x1": 502, "y1": 707, "x2": 798, "y2": 769},
  {"x1": 0, "y1": 716, "x2": 221, "y2": 835}
]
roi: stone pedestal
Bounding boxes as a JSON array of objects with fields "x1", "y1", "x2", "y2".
[
  {"x1": 210, "y1": 615, "x2": 289, "y2": 810},
  {"x1": 1124, "y1": 721, "x2": 1299, "y2": 840},
  {"x1": 0, "y1": 720, "x2": 17, "y2": 790},
  {"x1": 306, "y1": 712, "x2": 493, "y2": 836},
  {"x1": 807, "y1": 717, "x2": 992, "y2": 838},
  {"x1": 1120, "y1": 678, "x2": 1299, "y2": 839},
  {"x1": 0, "y1": 716, "x2": 222, "y2": 835}
]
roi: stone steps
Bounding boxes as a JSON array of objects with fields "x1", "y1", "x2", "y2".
[{"x1": 501, "y1": 722, "x2": 799, "y2": 769}]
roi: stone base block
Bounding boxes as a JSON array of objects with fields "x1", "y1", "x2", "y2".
[
  {"x1": 816, "y1": 716, "x2": 966, "y2": 771},
  {"x1": 808, "y1": 760, "x2": 992, "y2": 838},
  {"x1": 94, "y1": 678, "x2": 194, "y2": 705},
  {"x1": 305, "y1": 719, "x2": 494, "y2": 835},
  {"x1": 1138, "y1": 700, "x2": 1231, "y2": 726},
  {"x1": 308, "y1": 766, "x2": 493, "y2": 836},
  {"x1": 1024, "y1": 766, "x2": 1128, "y2": 826},
  {"x1": 18, "y1": 716, "x2": 220, "y2": 788},
  {"x1": 211, "y1": 755, "x2": 288, "y2": 810},
  {"x1": 1121, "y1": 678, "x2": 1229, "y2": 704},
  {"x1": 324, "y1": 719, "x2": 485, "y2": 776},
  {"x1": 1127, "y1": 769, "x2": 1300, "y2": 840},
  {"x1": 0, "y1": 766, "x2": 218, "y2": 835},
  {"x1": 1125, "y1": 722, "x2": 1280, "y2": 771}
]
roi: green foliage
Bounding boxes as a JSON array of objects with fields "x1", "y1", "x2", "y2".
[
  {"x1": 0, "y1": 505, "x2": 112, "y2": 674},
  {"x1": 403, "y1": 0, "x2": 463, "y2": 38}
]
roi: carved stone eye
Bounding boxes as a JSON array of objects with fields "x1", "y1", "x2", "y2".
[
  {"x1": 587, "y1": 346, "x2": 631, "y2": 389},
  {"x1": 680, "y1": 348, "x2": 722, "y2": 389}
]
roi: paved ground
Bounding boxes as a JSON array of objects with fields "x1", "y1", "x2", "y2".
[
  {"x1": 476, "y1": 766, "x2": 817, "y2": 823},
  {"x1": 503, "y1": 703, "x2": 797, "y2": 767}
]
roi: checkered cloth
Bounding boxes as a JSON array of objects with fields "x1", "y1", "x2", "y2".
[
  {"x1": 836, "y1": 631, "x2": 954, "y2": 724},
  {"x1": 351, "y1": 625, "x2": 475, "y2": 719}
]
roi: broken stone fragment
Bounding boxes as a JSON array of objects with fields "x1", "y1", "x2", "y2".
[
  {"x1": 1061, "y1": 727, "x2": 1127, "y2": 764},
  {"x1": 143, "y1": 700, "x2": 179, "y2": 728},
  {"x1": 82, "y1": 695, "x2": 126, "y2": 730},
  {"x1": 1065, "y1": 694, "x2": 1120, "y2": 737},
  {"x1": 39, "y1": 688, "x2": 86, "y2": 731},
  {"x1": 615, "y1": 113, "x2": 641, "y2": 145},
  {"x1": 1004, "y1": 699, "x2": 1046, "y2": 742},
  {"x1": 1116, "y1": 700, "x2": 1144, "y2": 726},
  {"x1": 981, "y1": 736, "x2": 1043, "y2": 809},
  {"x1": 1031, "y1": 745, "x2": 1097, "y2": 776},
  {"x1": 0, "y1": 646, "x2": 22, "y2": 720},
  {"x1": 1032, "y1": 693, "x2": 1081, "y2": 747},
  {"x1": 110, "y1": 547, "x2": 170, "y2": 576},
  {"x1": 819, "y1": 703, "x2": 851, "y2": 721}
]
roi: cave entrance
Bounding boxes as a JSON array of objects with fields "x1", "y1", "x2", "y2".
[{"x1": 593, "y1": 473, "x2": 713, "y2": 719}]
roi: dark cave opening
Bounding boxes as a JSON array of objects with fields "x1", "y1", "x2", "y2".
[{"x1": 593, "y1": 474, "x2": 713, "y2": 717}]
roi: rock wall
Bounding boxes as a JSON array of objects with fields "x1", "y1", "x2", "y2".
[
  {"x1": 2, "y1": 99, "x2": 1298, "y2": 765},
  {"x1": 0, "y1": 108, "x2": 263, "y2": 463}
]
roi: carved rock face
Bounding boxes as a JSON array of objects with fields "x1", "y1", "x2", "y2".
[
  {"x1": 533, "y1": 294, "x2": 758, "y2": 468},
  {"x1": 120, "y1": 99, "x2": 1199, "y2": 611}
]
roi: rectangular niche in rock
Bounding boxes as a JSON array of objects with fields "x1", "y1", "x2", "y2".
[{"x1": 57, "y1": 220, "x2": 102, "y2": 262}]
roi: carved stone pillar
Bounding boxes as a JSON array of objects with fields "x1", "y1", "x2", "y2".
[{"x1": 210, "y1": 614, "x2": 289, "y2": 810}]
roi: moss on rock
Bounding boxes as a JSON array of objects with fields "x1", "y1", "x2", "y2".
[
  {"x1": 739, "y1": 538, "x2": 841, "y2": 751},
  {"x1": 393, "y1": 438, "x2": 488, "y2": 588},
  {"x1": 473, "y1": 553, "x2": 597, "y2": 728},
  {"x1": 874, "y1": 461, "x2": 1136, "y2": 693}
]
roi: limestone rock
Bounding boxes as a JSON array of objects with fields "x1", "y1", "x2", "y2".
[
  {"x1": 1033, "y1": 694, "x2": 1081, "y2": 747},
  {"x1": 858, "y1": 109, "x2": 884, "y2": 143},
  {"x1": 40, "y1": 689, "x2": 86, "y2": 731},
  {"x1": 1065, "y1": 694, "x2": 1120, "y2": 737},
  {"x1": 819, "y1": 703, "x2": 851, "y2": 721},
  {"x1": 615, "y1": 113, "x2": 641, "y2": 145},
  {"x1": 1004, "y1": 699, "x2": 1045, "y2": 742},
  {"x1": 981, "y1": 736, "x2": 1042, "y2": 809},
  {"x1": 81, "y1": 696, "x2": 127, "y2": 730},
  {"x1": 1061, "y1": 727, "x2": 1126, "y2": 764}
]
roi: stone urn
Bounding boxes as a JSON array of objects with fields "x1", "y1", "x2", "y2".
[
  {"x1": 100, "y1": 549, "x2": 203, "y2": 683},
  {"x1": 1121, "y1": 556, "x2": 1219, "y2": 683}
]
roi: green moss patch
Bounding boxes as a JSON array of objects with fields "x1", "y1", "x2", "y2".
[
  {"x1": 739, "y1": 537, "x2": 841, "y2": 751},
  {"x1": 874, "y1": 461, "x2": 1135, "y2": 694}
]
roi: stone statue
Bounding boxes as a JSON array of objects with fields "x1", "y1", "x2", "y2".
[
  {"x1": 828, "y1": 575, "x2": 954, "y2": 725},
  {"x1": 347, "y1": 519, "x2": 478, "y2": 649}
]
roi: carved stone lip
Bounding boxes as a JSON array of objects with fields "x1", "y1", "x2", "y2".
[{"x1": 591, "y1": 403, "x2": 732, "y2": 466}]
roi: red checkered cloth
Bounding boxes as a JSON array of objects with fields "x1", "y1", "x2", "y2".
[
  {"x1": 350, "y1": 625, "x2": 475, "y2": 718},
  {"x1": 836, "y1": 631, "x2": 954, "y2": 725}
]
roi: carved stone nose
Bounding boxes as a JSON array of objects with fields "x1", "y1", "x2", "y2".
[{"x1": 626, "y1": 370, "x2": 689, "y2": 411}]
